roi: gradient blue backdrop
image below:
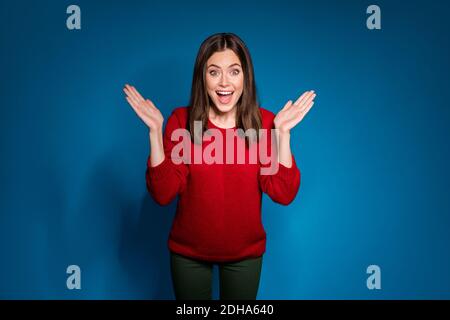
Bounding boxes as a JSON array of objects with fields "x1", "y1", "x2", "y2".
[{"x1": 1, "y1": 0, "x2": 449, "y2": 299}]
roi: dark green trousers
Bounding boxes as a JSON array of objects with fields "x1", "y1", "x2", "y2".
[{"x1": 170, "y1": 251, "x2": 263, "y2": 300}]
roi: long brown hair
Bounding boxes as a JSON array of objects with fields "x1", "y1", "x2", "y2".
[{"x1": 188, "y1": 32, "x2": 262, "y2": 147}]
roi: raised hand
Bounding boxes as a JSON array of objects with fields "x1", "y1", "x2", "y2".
[
  {"x1": 274, "y1": 90, "x2": 316, "y2": 134},
  {"x1": 123, "y1": 84, "x2": 164, "y2": 132}
]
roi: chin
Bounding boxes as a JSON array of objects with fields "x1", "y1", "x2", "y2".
[{"x1": 213, "y1": 101, "x2": 236, "y2": 113}]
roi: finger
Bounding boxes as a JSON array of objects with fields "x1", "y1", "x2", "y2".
[
  {"x1": 125, "y1": 89, "x2": 141, "y2": 107},
  {"x1": 286, "y1": 110, "x2": 305, "y2": 129},
  {"x1": 130, "y1": 85, "x2": 146, "y2": 102},
  {"x1": 139, "y1": 99, "x2": 160, "y2": 118},
  {"x1": 125, "y1": 84, "x2": 144, "y2": 103},
  {"x1": 293, "y1": 90, "x2": 310, "y2": 106},
  {"x1": 298, "y1": 93, "x2": 316, "y2": 111},
  {"x1": 296, "y1": 90, "x2": 315, "y2": 106},
  {"x1": 127, "y1": 97, "x2": 155, "y2": 124},
  {"x1": 126, "y1": 95, "x2": 148, "y2": 117},
  {"x1": 124, "y1": 86, "x2": 141, "y2": 103},
  {"x1": 288, "y1": 101, "x2": 315, "y2": 129},
  {"x1": 296, "y1": 101, "x2": 315, "y2": 119},
  {"x1": 286, "y1": 92, "x2": 311, "y2": 116},
  {"x1": 123, "y1": 86, "x2": 138, "y2": 102},
  {"x1": 302, "y1": 101, "x2": 315, "y2": 116},
  {"x1": 281, "y1": 100, "x2": 293, "y2": 111},
  {"x1": 124, "y1": 84, "x2": 134, "y2": 97},
  {"x1": 145, "y1": 99, "x2": 158, "y2": 111},
  {"x1": 126, "y1": 96, "x2": 141, "y2": 115},
  {"x1": 294, "y1": 90, "x2": 314, "y2": 106},
  {"x1": 126, "y1": 97, "x2": 142, "y2": 119}
]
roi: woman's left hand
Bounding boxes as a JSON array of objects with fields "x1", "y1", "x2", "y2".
[{"x1": 274, "y1": 90, "x2": 316, "y2": 134}]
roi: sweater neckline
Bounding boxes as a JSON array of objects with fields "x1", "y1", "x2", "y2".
[{"x1": 207, "y1": 117, "x2": 236, "y2": 130}]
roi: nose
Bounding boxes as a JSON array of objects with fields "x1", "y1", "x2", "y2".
[{"x1": 219, "y1": 73, "x2": 230, "y2": 86}]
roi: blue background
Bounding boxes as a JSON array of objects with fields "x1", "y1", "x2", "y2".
[{"x1": 1, "y1": 0, "x2": 449, "y2": 299}]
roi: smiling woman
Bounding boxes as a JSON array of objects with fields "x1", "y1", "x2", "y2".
[
  {"x1": 123, "y1": 32, "x2": 316, "y2": 300},
  {"x1": 206, "y1": 54, "x2": 243, "y2": 113},
  {"x1": 189, "y1": 33, "x2": 262, "y2": 147}
]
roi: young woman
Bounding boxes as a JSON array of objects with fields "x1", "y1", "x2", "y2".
[{"x1": 123, "y1": 33, "x2": 316, "y2": 300}]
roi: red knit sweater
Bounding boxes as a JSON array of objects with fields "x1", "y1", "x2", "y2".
[{"x1": 146, "y1": 106, "x2": 301, "y2": 262}]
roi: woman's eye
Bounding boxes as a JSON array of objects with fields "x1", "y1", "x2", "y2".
[
  {"x1": 209, "y1": 70, "x2": 219, "y2": 76},
  {"x1": 231, "y1": 69, "x2": 240, "y2": 76}
]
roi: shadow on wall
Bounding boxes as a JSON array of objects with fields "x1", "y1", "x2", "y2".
[
  {"x1": 78, "y1": 148, "x2": 176, "y2": 299},
  {"x1": 118, "y1": 192, "x2": 176, "y2": 300},
  {"x1": 117, "y1": 56, "x2": 188, "y2": 299}
]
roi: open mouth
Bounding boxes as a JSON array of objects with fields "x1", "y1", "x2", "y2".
[{"x1": 215, "y1": 90, "x2": 234, "y2": 104}]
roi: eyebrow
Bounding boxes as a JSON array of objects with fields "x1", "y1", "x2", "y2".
[{"x1": 207, "y1": 63, "x2": 241, "y2": 69}]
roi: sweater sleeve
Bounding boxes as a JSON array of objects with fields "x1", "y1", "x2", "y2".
[
  {"x1": 145, "y1": 110, "x2": 189, "y2": 205},
  {"x1": 257, "y1": 116, "x2": 301, "y2": 205}
]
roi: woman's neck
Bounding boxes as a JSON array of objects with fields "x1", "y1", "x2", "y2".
[{"x1": 208, "y1": 106, "x2": 236, "y2": 129}]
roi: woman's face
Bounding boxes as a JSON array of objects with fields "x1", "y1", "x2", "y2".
[{"x1": 205, "y1": 49, "x2": 244, "y2": 114}]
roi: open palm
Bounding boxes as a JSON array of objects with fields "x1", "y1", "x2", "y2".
[
  {"x1": 123, "y1": 84, "x2": 164, "y2": 131},
  {"x1": 274, "y1": 90, "x2": 316, "y2": 134}
]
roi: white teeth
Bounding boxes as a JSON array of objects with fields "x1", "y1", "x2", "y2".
[{"x1": 216, "y1": 91, "x2": 233, "y2": 95}]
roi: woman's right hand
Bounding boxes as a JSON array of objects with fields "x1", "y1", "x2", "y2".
[{"x1": 123, "y1": 84, "x2": 164, "y2": 132}]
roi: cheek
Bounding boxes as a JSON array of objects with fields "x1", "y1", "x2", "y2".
[
  {"x1": 234, "y1": 76, "x2": 244, "y2": 92},
  {"x1": 206, "y1": 75, "x2": 219, "y2": 90}
]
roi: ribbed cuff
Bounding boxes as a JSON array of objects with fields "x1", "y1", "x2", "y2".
[
  {"x1": 275, "y1": 154, "x2": 299, "y2": 181},
  {"x1": 147, "y1": 156, "x2": 171, "y2": 180}
]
